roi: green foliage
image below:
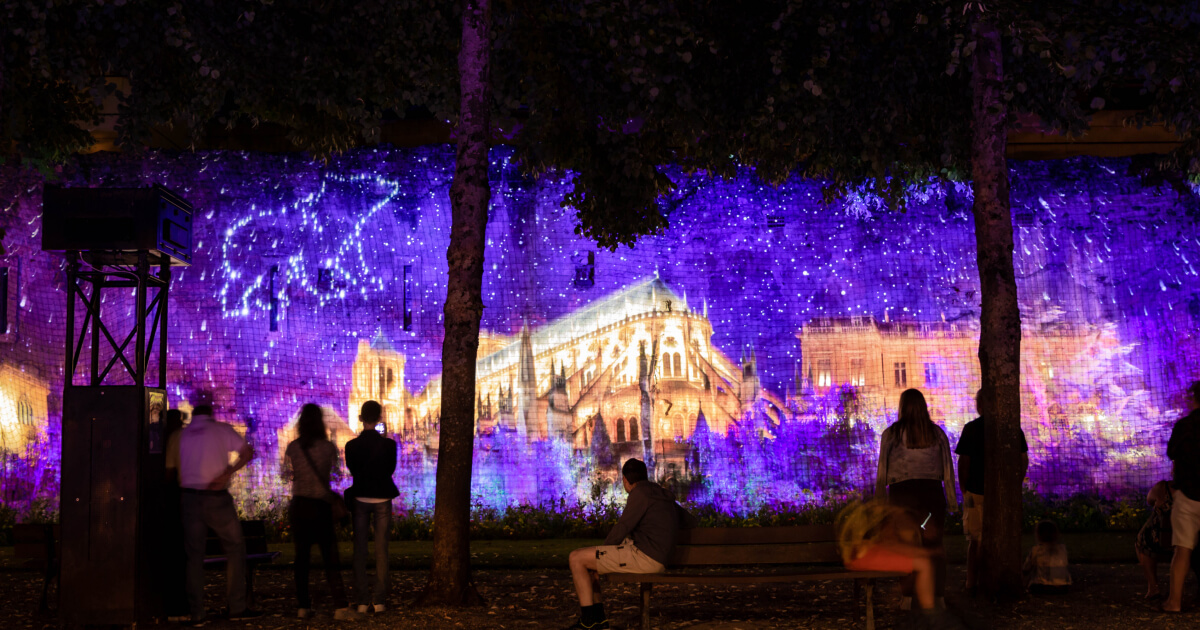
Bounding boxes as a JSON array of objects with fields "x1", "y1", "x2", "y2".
[{"x1": 1023, "y1": 489, "x2": 1151, "y2": 533}]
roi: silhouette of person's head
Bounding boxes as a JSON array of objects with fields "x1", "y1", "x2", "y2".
[
  {"x1": 1035, "y1": 520, "x2": 1060, "y2": 545},
  {"x1": 192, "y1": 404, "x2": 214, "y2": 418},
  {"x1": 297, "y1": 403, "x2": 326, "y2": 446},
  {"x1": 1187, "y1": 381, "x2": 1200, "y2": 411},
  {"x1": 975, "y1": 388, "x2": 989, "y2": 417},
  {"x1": 165, "y1": 409, "x2": 185, "y2": 436},
  {"x1": 621, "y1": 458, "x2": 648, "y2": 491},
  {"x1": 360, "y1": 400, "x2": 382, "y2": 429}
]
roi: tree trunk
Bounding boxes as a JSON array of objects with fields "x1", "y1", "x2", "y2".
[
  {"x1": 417, "y1": 0, "x2": 491, "y2": 608},
  {"x1": 970, "y1": 19, "x2": 1025, "y2": 598}
]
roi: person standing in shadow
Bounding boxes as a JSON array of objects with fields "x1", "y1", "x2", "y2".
[
  {"x1": 875, "y1": 388, "x2": 958, "y2": 609},
  {"x1": 955, "y1": 387, "x2": 1029, "y2": 596},
  {"x1": 179, "y1": 404, "x2": 260, "y2": 624},
  {"x1": 1164, "y1": 381, "x2": 1200, "y2": 613},
  {"x1": 345, "y1": 401, "x2": 399, "y2": 614},
  {"x1": 162, "y1": 409, "x2": 189, "y2": 621},
  {"x1": 283, "y1": 403, "x2": 358, "y2": 620}
]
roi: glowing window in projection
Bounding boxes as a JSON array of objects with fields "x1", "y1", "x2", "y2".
[
  {"x1": 817, "y1": 359, "x2": 832, "y2": 388},
  {"x1": 17, "y1": 397, "x2": 33, "y2": 426},
  {"x1": 850, "y1": 358, "x2": 866, "y2": 387},
  {"x1": 616, "y1": 417, "x2": 626, "y2": 442},
  {"x1": 894, "y1": 362, "x2": 907, "y2": 388}
]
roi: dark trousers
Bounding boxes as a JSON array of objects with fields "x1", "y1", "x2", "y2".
[
  {"x1": 163, "y1": 483, "x2": 189, "y2": 616},
  {"x1": 182, "y1": 490, "x2": 246, "y2": 619},
  {"x1": 888, "y1": 479, "x2": 948, "y2": 598},
  {"x1": 353, "y1": 500, "x2": 392, "y2": 606},
  {"x1": 290, "y1": 496, "x2": 348, "y2": 610}
]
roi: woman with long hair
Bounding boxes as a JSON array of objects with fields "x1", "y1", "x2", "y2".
[
  {"x1": 284, "y1": 403, "x2": 357, "y2": 620},
  {"x1": 875, "y1": 388, "x2": 958, "y2": 607}
]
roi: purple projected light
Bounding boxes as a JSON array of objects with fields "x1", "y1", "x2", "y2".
[{"x1": 0, "y1": 148, "x2": 1197, "y2": 517}]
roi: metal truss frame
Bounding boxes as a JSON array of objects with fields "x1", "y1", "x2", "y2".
[{"x1": 64, "y1": 251, "x2": 171, "y2": 388}]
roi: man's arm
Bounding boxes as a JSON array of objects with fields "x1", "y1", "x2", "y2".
[
  {"x1": 874, "y1": 429, "x2": 891, "y2": 498},
  {"x1": 344, "y1": 440, "x2": 359, "y2": 476},
  {"x1": 957, "y1": 455, "x2": 971, "y2": 495},
  {"x1": 604, "y1": 489, "x2": 650, "y2": 545},
  {"x1": 940, "y1": 430, "x2": 958, "y2": 512},
  {"x1": 207, "y1": 436, "x2": 254, "y2": 490},
  {"x1": 1167, "y1": 421, "x2": 1183, "y2": 462},
  {"x1": 385, "y1": 440, "x2": 398, "y2": 477}
]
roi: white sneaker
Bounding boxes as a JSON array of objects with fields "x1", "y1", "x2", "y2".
[
  {"x1": 357, "y1": 605, "x2": 370, "y2": 614},
  {"x1": 373, "y1": 604, "x2": 386, "y2": 613},
  {"x1": 333, "y1": 607, "x2": 362, "y2": 620},
  {"x1": 297, "y1": 609, "x2": 310, "y2": 619}
]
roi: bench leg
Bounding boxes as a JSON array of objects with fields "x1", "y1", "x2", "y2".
[
  {"x1": 863, "y1": 579, "x2": 875, "y2": 630},
  {"x1": 640, "y1": 582, "x2": 652, "y2": 630}
]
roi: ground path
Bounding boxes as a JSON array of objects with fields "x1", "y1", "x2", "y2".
[{"x1": 1, "y1": 534, "x2": 1198, "y2": 628}]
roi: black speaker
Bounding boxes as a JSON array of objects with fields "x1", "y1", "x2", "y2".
[
  {"x1": 41, "y1": 185, "x2": 193, "y2": 265},
  {"x1": 61, "y1": 386, "x2": 167, "y2": 625}
]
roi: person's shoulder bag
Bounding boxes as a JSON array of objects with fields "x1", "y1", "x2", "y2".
[{"x1": 299, "y1": 443, "x2": 349, "y2": 522}]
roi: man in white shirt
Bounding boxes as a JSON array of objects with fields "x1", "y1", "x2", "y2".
[{"x1": 178, "y1": 404, "x2": 258, "y2": 624}]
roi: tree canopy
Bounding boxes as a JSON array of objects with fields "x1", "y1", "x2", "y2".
[{"x1": 6, "y1": 1, "x2": 1200, "y2": 231}]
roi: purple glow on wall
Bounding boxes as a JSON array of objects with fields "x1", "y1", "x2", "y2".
[{"x1": 0, "y1": 148, "x2": 1197, "y2": 516}]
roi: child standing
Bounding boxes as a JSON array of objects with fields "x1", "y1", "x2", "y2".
[{"x1": 1024, "y1": 520, "x2": 1072, "y2": 594}]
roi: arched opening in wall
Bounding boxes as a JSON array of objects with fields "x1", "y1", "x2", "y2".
[
  {"x1": 616, "y1": 416, "x2": 626, "y2": 442},
  {"x1": 673, "y1": 353, "x2": 682, "y2": 378},
  {"x1": 17, "y1": 397, "x2": 33, "y2": 426},
  {"x1": 628, "y1": 418, "x2": 639, "y2": 442},
  {"x1": 387, "y1": 367, "x2": 395, "y2": 394},
  {"x1": 662, "y1": 353, "x2": 672, "y2": 377}
]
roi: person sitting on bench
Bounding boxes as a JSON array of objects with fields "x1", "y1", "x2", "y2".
[
  {"x1": 565, "y1": 458, "x2": 698, "y2": 630},
  {"x1": 837, "y1": 500, "x2": 962, "y2": 630}
]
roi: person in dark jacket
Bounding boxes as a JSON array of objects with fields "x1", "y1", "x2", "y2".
[
  {"x1": 564, "y1": 458, "x2": 698, "y2": 630},
  {"x1": 1164, "y1": 381, "x2": 1200, "y2": 612},
  {"x1": 345, "y1": 401, "x2": 399, "y2": 613}
]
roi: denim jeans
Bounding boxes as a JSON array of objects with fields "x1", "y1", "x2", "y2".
[
  {"x1": 181, "y1": 490, "x2": 246, "y2": 620},
  {"x1": 353, "y1": 500, "x2": 392, "y2": 606},
  {"x1": 291, "y1": 496, "x2": 349, "y2": 609}
]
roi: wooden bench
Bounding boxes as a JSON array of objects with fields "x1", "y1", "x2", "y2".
[
  {"x1": 202, "y1": 520, "x2": 281, "y2": 608},
  {"x1": 13, "y1": 523, "x2": 61, "y2": 613},
  {"x1": 605, "y1": 525, "x2": 905, "y2": 630}
]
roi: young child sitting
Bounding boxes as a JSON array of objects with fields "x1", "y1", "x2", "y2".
[
  {"x1": 1024, "y1": 520, "x2": 1072, "y2": 594},
  {"x1": 837, "y1": 500, "x2": 962, "y2": 629}
]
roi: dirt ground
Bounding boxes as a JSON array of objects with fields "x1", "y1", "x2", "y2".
[{"x1": 2, "y1": 563, "x2": 1199, "y2": 629}]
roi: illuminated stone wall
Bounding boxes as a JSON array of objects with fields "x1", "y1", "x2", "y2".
[{"x1": 0, "y1": 148, "x2": 1197, "y2": 512}]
